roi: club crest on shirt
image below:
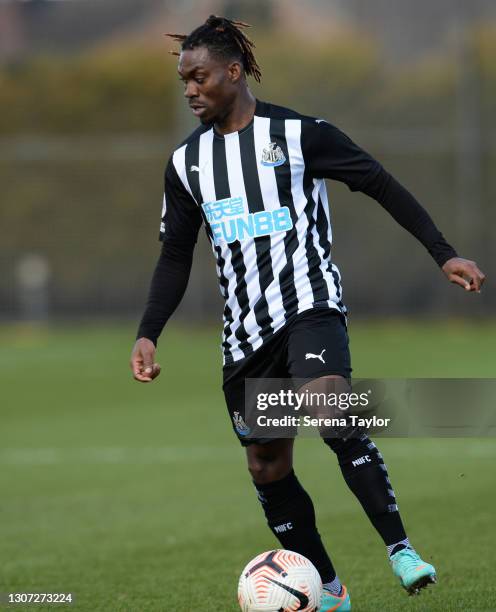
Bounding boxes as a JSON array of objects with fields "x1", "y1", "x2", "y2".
[
  {"x1": 261, "y1": 142, "x2": 286, "y2": 167},
  {"x1": 233, "y1": 411, "x2": 251, "y2": 436}
]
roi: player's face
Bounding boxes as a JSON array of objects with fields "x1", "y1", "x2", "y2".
[{"x1": 178, "y1": 47, "x2": 239, "y2": 125}]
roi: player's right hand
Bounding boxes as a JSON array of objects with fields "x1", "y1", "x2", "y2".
[{"x1": 130, "y1": 337, "x2": 161, "y2": 383}]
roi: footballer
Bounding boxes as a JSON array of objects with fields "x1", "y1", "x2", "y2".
[{"x1": 130, "y1": 16, "x2": 485, "y2": 611}]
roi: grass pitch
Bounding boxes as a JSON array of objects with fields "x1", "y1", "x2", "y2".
[{"x1": 1, "y1": 320, "x2": 495, "y2": 611}]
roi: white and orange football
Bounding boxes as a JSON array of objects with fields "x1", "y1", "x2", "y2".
[{"x1": 238, "y1": 549, "x2": 322, "y2": 612}]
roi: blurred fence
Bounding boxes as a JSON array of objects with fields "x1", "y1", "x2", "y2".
[{"x1": 1, "y1": 26, "x2": 495, "y2": 324}]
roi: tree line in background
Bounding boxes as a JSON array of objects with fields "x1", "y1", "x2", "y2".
[{"x1": 0, "y1": 26, "x2": 495, "y2": 134}]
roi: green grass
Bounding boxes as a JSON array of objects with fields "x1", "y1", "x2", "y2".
[{"x1": 1, "y1": 321, "x2": 496, "y2": 611}]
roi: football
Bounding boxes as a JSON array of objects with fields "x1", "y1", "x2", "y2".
[{"x1": 238, "y1": 549, "x2": 322, "y2": 611}]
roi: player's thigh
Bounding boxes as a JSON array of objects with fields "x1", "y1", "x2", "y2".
[
  {"x1": 286, "y1": 307, "x2": 352, "y2": 382},
  {"x1": 223, "y1": 333, "x2": 286, "y2": 445},
  {"x1": 287, "y1": 308, "x2": 353, "y2": 436}
]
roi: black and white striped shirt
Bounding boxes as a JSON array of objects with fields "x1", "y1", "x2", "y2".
[{"x1": 139, "y1": 100, "x2": 457, "y2": 365}]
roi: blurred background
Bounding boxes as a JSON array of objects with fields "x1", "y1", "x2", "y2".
[{"x1": 1, "y1": 0, "x2": 494, "y2": 325}]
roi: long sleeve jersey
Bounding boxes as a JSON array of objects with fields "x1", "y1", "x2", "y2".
[{"x1": 137, "y1": 99, "x2": 457, "y2": 365}]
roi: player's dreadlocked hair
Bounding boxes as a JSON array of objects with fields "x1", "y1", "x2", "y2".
[{"x1": 166, "y1": 15, "x2": 262, "y2": 83}]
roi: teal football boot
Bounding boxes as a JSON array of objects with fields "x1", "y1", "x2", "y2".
[
  {"x1": 318, "y1": 584, "x2": 351, "y2": 611},
  {"x1": 390, "y1": 547, "x2": 437, "y2": 595}
]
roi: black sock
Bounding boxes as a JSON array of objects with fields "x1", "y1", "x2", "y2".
[
  {"x1": 325, "y1": 436, "x2": 408, "y2": 546},
  {"x1": 254, "y1": 470, "x2": 336, "y2": 584}
]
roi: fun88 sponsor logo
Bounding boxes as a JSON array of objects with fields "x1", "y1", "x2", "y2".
[{"x1": 202, "y1": 196, "x2": 293, "y2": 244}]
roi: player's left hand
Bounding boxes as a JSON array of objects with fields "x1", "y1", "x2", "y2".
[
  {"x1": 442, "y1": 257, "x2": 486, "y2": 293},
  {"x1": 130, "y1": 337, "x2": 162, "y2": 382}
]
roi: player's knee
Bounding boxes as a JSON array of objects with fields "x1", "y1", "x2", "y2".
[
  {"x1": 246, "y1": 440, "x2": 293, "y2": 484},
  {"x1": 298, "y1": 374, "x2": 350, "y2": 400},
  {"x1": 247, "y1": 454, "x2": 292, "y2": 484},
  {"x1": 298, "y1": 375, "x2": 351, "y2": 431}
]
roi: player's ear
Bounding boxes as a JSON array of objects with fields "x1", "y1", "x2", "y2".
[{"x1": 228, "y1": 60, "x2": 243, "y2": 84}]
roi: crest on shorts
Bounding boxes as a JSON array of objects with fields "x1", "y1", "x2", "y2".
[
  {"x1": 233, "y1": 411, "x2": 251, "y2": 436},
  {"x1": 261, "y1": 142, "x2": 286, "y2": 167}
]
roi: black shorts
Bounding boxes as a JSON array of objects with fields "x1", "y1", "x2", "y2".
[{"x1": 222, "y1": 307, "x2": 352, "y2": 445}]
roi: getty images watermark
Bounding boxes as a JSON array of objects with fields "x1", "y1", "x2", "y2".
[
  {"x1": 237, "y1": 379, "x2": 496, "y2": 439},
  {"x1": 255, "y1": 387, "x2": 388, "y2": 430}
]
